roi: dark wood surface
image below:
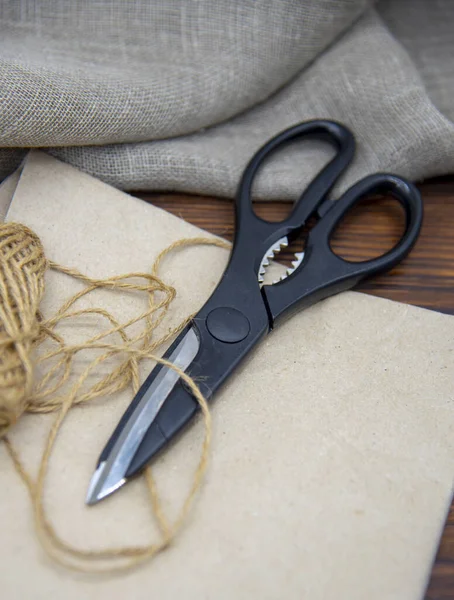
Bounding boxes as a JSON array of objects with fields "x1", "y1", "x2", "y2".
[{"x1": 134, "y1": 178, "x2": 454, "y2": 599}]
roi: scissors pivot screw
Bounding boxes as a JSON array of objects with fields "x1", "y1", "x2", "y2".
[{"x1": 206, "y1": 307, "x2": 251, "y2": 344}]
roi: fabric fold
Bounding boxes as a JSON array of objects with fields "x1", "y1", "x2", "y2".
[{"x1": 1, "y1": 1, "x2": 453, "y2": 196}]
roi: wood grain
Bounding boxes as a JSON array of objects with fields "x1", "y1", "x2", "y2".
[{"x1": 134, "y1": 178, "x2": 454, "y2": 598}]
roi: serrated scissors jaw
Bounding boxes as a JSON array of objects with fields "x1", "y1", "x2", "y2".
[{"x1": 258, "y1": 236, "x2": 288, "y2": 283}]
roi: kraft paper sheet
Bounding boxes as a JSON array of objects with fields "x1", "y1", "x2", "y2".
[{"x1": 0, "y1": 152, "x2": 453, "y2": 600}]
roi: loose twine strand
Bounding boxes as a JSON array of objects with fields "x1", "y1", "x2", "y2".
[{"x1": 0, "y1": 222, "x2": 230, "y2": 573}]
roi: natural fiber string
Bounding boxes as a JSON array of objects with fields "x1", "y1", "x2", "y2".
[
  {"x1": 0, "y1": 221, "x2": 230, "y2": 572},
  {"x1": 0, "y1": 224, "x2": 47, "y2": 434}
]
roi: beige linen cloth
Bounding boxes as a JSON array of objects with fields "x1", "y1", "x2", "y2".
[
  {"x1": 0, "y1": 152, "x2": 453, "y2": 599},
  {"x1": 1, "y1": 1, "x2": 454, "y2": 198}
]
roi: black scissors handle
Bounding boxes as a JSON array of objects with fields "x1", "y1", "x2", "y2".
[
  {"x1": 230, "y1": 120, "x2": 355, "y2": 276},
  {"x1": 264, "y1": 173, "x2": 423, "y2": 326}
]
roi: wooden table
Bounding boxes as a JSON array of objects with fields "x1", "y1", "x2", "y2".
[{"x1": 136, "y1": 178, "x2": 454, "y2": 599}]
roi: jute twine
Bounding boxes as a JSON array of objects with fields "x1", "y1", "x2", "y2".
[{"x1": 0, "y1": 221, "x2": 229, "y2": 573}]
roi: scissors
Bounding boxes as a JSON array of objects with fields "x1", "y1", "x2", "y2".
[{"x1": 86, "y1": 120, "x2": 423, "y2": 504}]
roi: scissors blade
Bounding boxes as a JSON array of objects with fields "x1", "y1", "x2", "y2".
[{"x1": 86, "y1": 327, "x2": 200, "y2": 505}]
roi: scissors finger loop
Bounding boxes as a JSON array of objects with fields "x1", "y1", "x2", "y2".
[{"x1": 236, "y1": 120, "x2": 355, "y2": 230}]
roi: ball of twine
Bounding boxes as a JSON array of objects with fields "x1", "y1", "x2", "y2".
[{"x1": 0, "y1": 222, "x2": 47, "y2": 436}]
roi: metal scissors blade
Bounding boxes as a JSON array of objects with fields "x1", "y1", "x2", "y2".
[
  {"x1": 86, "y1": 327, "x2": 200, "y2": 504},
  {"x1": 87, "y1": 271, "x2": 271, "y2": 505}
]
